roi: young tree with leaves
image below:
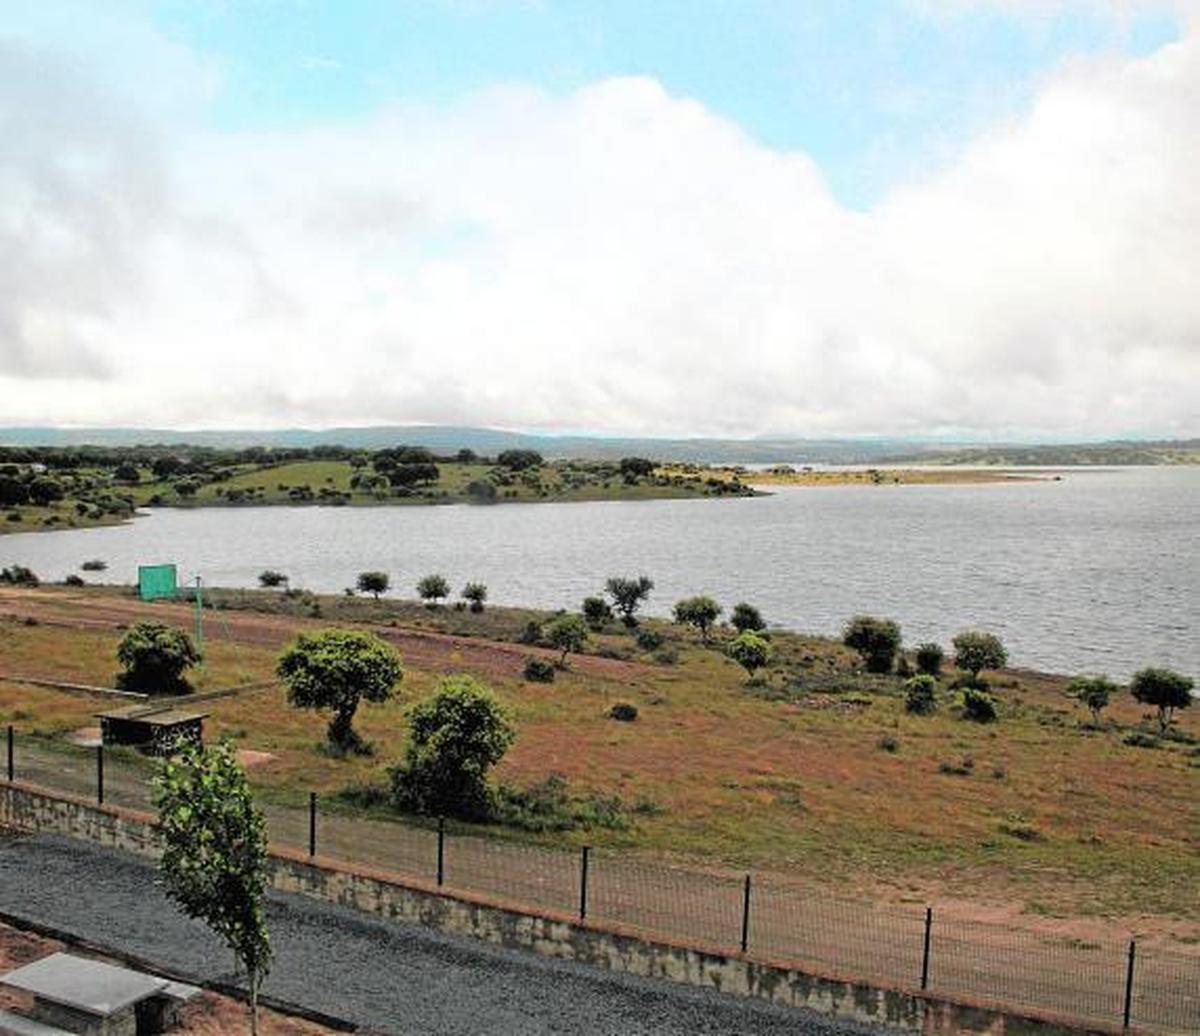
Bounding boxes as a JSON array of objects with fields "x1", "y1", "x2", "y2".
[
  {"x1": 153, "y1": 741, "x2": 271, "y2": 1035},
  {"x1": 116, "y1": 622, "x2": 200, "y2": 694},
  {"x1": 544, "y1": 614, "x2": 588, "y2": 666},
  {"x1": 673, "y1": 596, "x2": 722, "y2": 643},
  {"x1": 461, "y1": 582, "x2": 488, "y2": 612},
  {"x1": 727, "y1": 630, "x2": 771, "y2": 681},
  {"x1": 417, "y1": 573, "x2": 451, "y2": 607},
  {"x1": 276, "y1": 629, "x2": 403, "y2": 754},
  {"x1": 1066, "y1": 674, "x2": 1118, "y2": 725},
  {"x1": 356, "y1": 570, "x2": 390, "y2": 599},
  {"x1": 1130, "y1": 667, "x2": 1194, "y2": 732},
  {"x1": 953, "y1": 630, "x2": 1008, "y2": 685},
  {"x1": 842, "y1": 615, "x2": 902, "y2": 674},
  {"x1": 605, "y1": 575, "x2": 654, "y2": 627}
]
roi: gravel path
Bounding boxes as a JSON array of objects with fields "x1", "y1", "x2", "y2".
[{"x1": 0, "y1": 832, "x2": 904, "y2": 1036}]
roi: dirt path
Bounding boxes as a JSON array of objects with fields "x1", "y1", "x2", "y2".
[{"x1": 0, "y1": 586, "x2": 648, "y2": 683}]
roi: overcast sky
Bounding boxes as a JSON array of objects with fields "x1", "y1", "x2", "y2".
[{"x1": 2, "y1": 0, "x2": 1197, "y2": 439}]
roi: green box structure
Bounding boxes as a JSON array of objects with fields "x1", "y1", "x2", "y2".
[{"x1": 137, "y1": 564, "x2": 178, "y2": 601}]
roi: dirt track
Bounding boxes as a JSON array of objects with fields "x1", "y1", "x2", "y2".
[{"x1": 0, "y1": 587, "x2": 648, "y2": 684}]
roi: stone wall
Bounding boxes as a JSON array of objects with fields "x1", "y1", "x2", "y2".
[{"x1": 0, "y1": 781, "x2": 1113, "y2": 1036}]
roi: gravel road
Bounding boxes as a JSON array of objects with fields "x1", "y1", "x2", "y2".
[{"x1": 0, "y1": 832, "x2": 905, "y2": 1036}]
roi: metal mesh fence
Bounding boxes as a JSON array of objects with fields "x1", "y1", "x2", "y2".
[{"x1": 4, "y1": 730, "x2": 1198, "y2": 1034}]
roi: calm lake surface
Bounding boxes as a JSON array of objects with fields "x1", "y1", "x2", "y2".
[{"x1": 3, "y1": 467, "x2": 1196, "y2": 678}]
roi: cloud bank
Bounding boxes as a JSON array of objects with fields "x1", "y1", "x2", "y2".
[{"x1": 0, "y1": 12, "x2": 1197, "y2": 437}]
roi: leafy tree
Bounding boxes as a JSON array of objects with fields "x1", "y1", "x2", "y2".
[
  {"x1": 727, "y1": 630, "x2": 771, "y2": 680},
  {"x1": 497, "y1": 449, "x2": 543, "y2": 471},
  {"x1": 388, "y1": 462, "x2": 440, "y2": 487},
  {"x1": 258, "y1": 569, "x2": 288, "y2": 590},
  {"x1": 276, "y1": 630, "x2": 403, "y2": 754},
  {"x1": 545, "y1": 614, "x2": 588, "y2": 666},
  {"x1": 619, "y1": 457, "x2": 655, "y2": 478},
  {"x1": 113, "y1": 461, "x2": 140, "y2": 483},
  {"x1": 904, "y1": 675, "x2": 938, "y2": 715},
  {"x1": 462, "y1": 582, "x2": 488, "y2": 613},
  {"x1": 605, "y1": 575, "x2": 654, "y2": 627},
  {"x1": 0, "y1": 476, "x2": 29, "y2": 506},
  {"x1": 455, "y1": 448, "x2": 478, "y2": 463},
  {"x1": 953, "y1": 631, "x2": 1008, "y2": 684},
  {"x1": 1130, "y1": 667, "x2": 1194, "y2": 732},
  {"x1": 915, "y1": 642, "x2": 944, "y2": 676},
  {"x1": 417, "y1": 573, "x2": 451, "y2": 606},
  {"x1": 581, "y1": 596, "x2": 613, "y2": 629},
  {"x1": 390, "y1": 675, "x2": 516, "y2": 820},
  {"x1": 466, "y1": 480, "x2": 497, "y2": 502},
  {"x1": 1067, "y1": 674, "x2": 1119, "y2": 725},
  {"x1": 356, "y1": 570, "x2": 390, "y2": 599},
  {"x1": 174, "y1": 479, "x2": 199, "y2": 498},
  {"x1": 153, "y1": 741, "x2": 271, "y2": 1035},
  {"x1": 27, "y1": 476, "x2": 64, "y2": 506},
  {"x1": 116, "y1": 622, "x2": 200, "y2": 694},
  {"x1": 152, "y1": 455, "x2": 185, "y2": 480},
  {"x1": 842, "y1": 615, "x2": 902, "y2": 674},
  {"x1": 730, "y1": 602, "x2": 765, "y2": 633},
  {"x1": 672, "y1": 596, "x2": 722, "y2": 643}
]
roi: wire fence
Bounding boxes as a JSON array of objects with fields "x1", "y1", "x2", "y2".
[{"x1": 5, "y1": 730, "x2": 1198, "y2": 1034}]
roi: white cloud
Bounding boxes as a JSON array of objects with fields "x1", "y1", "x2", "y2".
[{"x1": 0, "y1": 20, "x2": 1197, "y2": 437}]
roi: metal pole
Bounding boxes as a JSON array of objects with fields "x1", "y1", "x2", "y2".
[
  {"x1": 921, "y1": 907, "x2": 933, "y2": 991},
  {"x1": 740, "y1": 874, "x2": 752, "y2": 954},
  {"x1": 1123, "y1": 940, "x2": 1136, "y2": 1030},
  {"x1": 437, "y1": 817, "x2": 445, "y2": 887},
  {"x1": 6, "y1": 726, "x2": 12, "y2": 782},
  {"x1": 96, "y1": 745, "x2": 104, "y2": 805},
  {"x1": 308, "y1": 792, "x2": 317, "y2": 858},
  {"x1": 579, "y1": 846, "x2": 590, "y2": 921},
  {"x1": 194, "y1": 576, "x2": 204, "y2": 660}
]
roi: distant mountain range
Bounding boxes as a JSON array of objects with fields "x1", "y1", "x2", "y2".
[{"x1": 0, "y1": 426, "x2": 1196, "y2": 465}]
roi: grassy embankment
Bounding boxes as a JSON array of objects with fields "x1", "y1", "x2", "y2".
[{"x1": 0, "y1": 584, "x2": 1196, "y2": 931}]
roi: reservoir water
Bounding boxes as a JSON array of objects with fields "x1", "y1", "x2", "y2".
[{"x1": 2, "y1": 467, "x2": 1196, "y2": 679}]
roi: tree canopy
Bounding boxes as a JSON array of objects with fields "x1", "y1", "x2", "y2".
[
  {"x1": 842, "y1": 615, "x2": 902, "y2": 674},
  {"x1": 116, "y1": 622, "x2": 200, "y2": 694},
  {"x1": 673, "y1": 596, "x2": 722, "y2": 642},
  {"x1": 605, "y1": 575, "x2": 654, "y2": 627},
  {"x1": 276, "y1": 629, "x2": 403, "y2": 753},
  {"x1": 356, "y1": 570, "x2": 389, "y2": 599},
  {"x1": 727, "y1": 630, "x2": 771, "y2": 680},
  {"x1": 390, "y1": 675, "x2": 516, "y2": 820},
  {"x1": 953, "y1": 631, "x2": 1008, "y2": 682},
  {"x1": 544, "y1": 614, "x2": 588, "y2": 666},
  {"x1": 1130, "y1": 667, "x2": 1194, "y2": 732}
]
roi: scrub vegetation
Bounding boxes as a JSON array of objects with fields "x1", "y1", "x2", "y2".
[{"x1": 0, "y1": 583, "x2": 1196, "y2": 934}]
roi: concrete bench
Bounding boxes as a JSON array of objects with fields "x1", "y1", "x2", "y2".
[{"x1": 0, "y1": 1008, "x2": 75, "y2": 1036}]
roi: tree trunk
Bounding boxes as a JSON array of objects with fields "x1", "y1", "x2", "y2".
[{"x1": 249, "y1": 970, "x2": 259, "y2": 1036}]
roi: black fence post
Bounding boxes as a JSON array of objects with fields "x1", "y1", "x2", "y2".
[
  {"x1": 96, "y1": 745, "x2": 104, "y2": 805},
  {"x1": 740, "y1": 875, "x2": 752, "y2": 954},
  {"x1": 308, "y1": 792, "x2": 317, "y2": 858},
  {"x1": 921, "y1": 907, "x2": 933, "y2": 991},
  {"x1": 6, "y1": 726, "x2": 12, "y2": 782},
  {"x1": 437, "y1": 817, "x2": 445, "y2": 887},
  {"x1": 579, "y1": 846, "x2": 590, "y2": 921},
  {"x1": 1123, "y1": 940, "x2": 1136, "y2": 1030}
]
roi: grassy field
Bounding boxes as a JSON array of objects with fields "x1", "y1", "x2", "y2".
[{"x1": 0, "y1": 585, "x2": 1196, "y2": 937}]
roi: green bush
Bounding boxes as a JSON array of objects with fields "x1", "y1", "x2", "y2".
[
  {"x1": 494, "y1": 774, "x2": 629, "y2": 833},
  {"x1": 904, "y1": 675, "x2": 938, "y2": 715},
  {"x1": 730, "y1": 602, "x2": 765, "y2": 633},
  {"x1": 915, "y1": 642, "x2": 944, "y2": 676},
  {"x1": 961, "y1": 687, "x2": 998, "y2": 723},
  {"x1": 842, "y1": 615, "x2": 901, "y2": 674},
  {"x1": 390, "y1": 675, "x2": 516, "y2": 821},
  {"x1": 581, "y1": 596, "x2": 613, "y2": 629},
  {"x1": 609, "y1": 702, "x2": 638, "y2": 722},
  {"x1": 523, "y1": 656, "x2": 556, "y2": 683},
  {"x1": 116, "y1": 622, "x2": 200, "y2": 695},
  {"x1": 0, "y1": 564, "x2": 39, "y2": 587},
  {"x1": 635, "y1": 629, "x2": 664, "y2": 651},
  {"x1": 876, "y1": 734, "x2": 899, "y2": 753},
  {"x1": 1123, "y1": 731, "x2": 1160, "y2": 749},
  {"x1": 953, "y1": 631, "x2": 1007, "y2": 684}
]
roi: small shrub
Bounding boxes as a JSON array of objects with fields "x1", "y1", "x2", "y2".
[
  {"x1": 730, "y1": 602, "x2": 765, "y2": 633},
  {"x1": 876, "y1": 734, "x2": 899, "y2": 753},
  {"x1": 652, "y1": 647, "x2": 679, "y2": 665},
  {"x1": 81, "y1": 559, "x2": 108, "y2": 572},
  {"x1": 581, "y1": 596, "x2": 613, "y2": 629},
  {"x1": 915, "y1": 642, "x2": 944, "y2": 676},
  {"x1": 519, "y1": 620, "x2": 543, "y2": 645},
  {"x1": 0, "y1": 565, "x2": 39, "y2": 587},
  {"x1": 523, "y1": 657, "x2": 556, "y2": 683},
  {"x1": 938, "y1": 756, "x2": 974, "y2": 776},
  {"x1": 904, "y1": 675, "x2": 938, "y2": 715},
  {"x1": 609, "y1": 702, "x2": 638, "y2": 722},
  {"x1": 1123, "y1": 731, "x2": 1160, "y2": 749},
  {"x1": 962, "y1": 688, "x2": 998, "y2": 723},
  {"x1": 635, "y1": 629, "x2": 664, "y2": 651},
  {"x1": 63, "y1": 574, "x2": 85, "y2": 587},
  {"x1": 842, "y1": 615, "x2": 901, "y2": 674}
]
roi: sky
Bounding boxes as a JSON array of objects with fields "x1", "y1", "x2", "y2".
[{"x1": 1, "y1": 0, "x2": 1198, "y2": 439}]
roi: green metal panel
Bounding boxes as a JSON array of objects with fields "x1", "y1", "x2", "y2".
[{"x1": 137, "y1": 563, "x2": 177, "y2": 601}]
